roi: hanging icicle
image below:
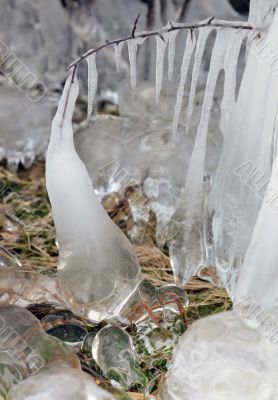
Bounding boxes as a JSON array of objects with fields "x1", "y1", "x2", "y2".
[
  {"x1": 86, "y1": 53, "x2": 98, "y2": 120},
  {"x1": 168, "y1": 30, "x2": 179, "y2": 81},
  {"x1": 114, "y1": 42, "x2": 125, "y2": 73},
  {"x1": 170, "y1": 29, "x2": 230, "y2": 286},
  {"x1": 186, "y1": 27, "x2": 213, "y2": 134},
  {"x1": 156, "y1": 33, "x2": 168, "y2": 102},
  {"x1": 220, "y1": 30, "x2": 246, "y2": 133},
  {"x1": 127, "y1": 38, "x2": 146, "y2": 89},
  {"x1": 173, "y1": 32, "x2": 196, "y2": 138}
]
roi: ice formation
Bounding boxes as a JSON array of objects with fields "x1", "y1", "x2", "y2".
[
  {"x1": 92, "y1": 326, "x2": 146, "y2": 390},
  {"x1": 114, "y1": 42, "x2": 125, "y2": 73},
  {"x1": 127, "y1": 38, "x2": 145, "y2": 89},
  {"x1": 160, "y1": 3, "x2": 278, "y2": 399},
  {"x1": 235, "y1": 140, "x2": 278, "y2": 313},
  {"x1": 170, "y1": 25, "x2": 246, "y2": 285},
  {"x1": 160, "y1": 310, "x2": 278, "y2": 400},
  {"x1": 155, "y1": 34, "x2": 168, "y2": 101},
  {"x1": 45, "y1": 74, "x2": 142, "y2": 323},
  {"x1": 0, "y1": 305, "x2": 79, "y2": 389},
  {"x1": 87, "y1": 53, "x2": 98, "y2": 119},
  {"x1": 210, "y1": 1, "x2": 278, "y2": 295},
  {"x1": 168, "y1": 30, "x2": 179, "y2": 82},
  {"x1": 173, "y1": 32, "x2": 196, "y2": 138},
  {"x1": 8, "y1": 366, "x2": 115, "y2": 400},
  {"x1": 185, "y1": 27, "x2": 213, "y2": 134}
]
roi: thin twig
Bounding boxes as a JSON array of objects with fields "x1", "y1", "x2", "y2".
[
  {"x1": 178, "y1": 0, "x2": 192, "y2": 22},
  {"x1": 67, "y1": 18, "x2": 255, "y2": 75},
  {"x1": 132, "y1": 13, "x2": 141, "y2": 38}
]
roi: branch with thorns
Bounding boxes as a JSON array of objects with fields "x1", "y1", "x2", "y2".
[{"x1": 67, "y1": 14, "x2": 255, "y2": 81}]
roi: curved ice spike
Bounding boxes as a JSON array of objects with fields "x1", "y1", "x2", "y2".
[{"x1": 46, "y1": 74, "x2": 142, "y2": 323}]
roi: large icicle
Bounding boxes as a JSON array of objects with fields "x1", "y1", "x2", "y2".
[
  {"x1": 46, "y1": 74, "x2": 142, "y2": 324},
  {"x1": 114, "y1": 42, "x2": 125, "y2": 73},
  {"x1": 127, "y1": 38, "x2": 145, "y2": 89},
  {"x1": 86, "y1": 53, "x2": 98, "y2": 120},
  {"x1": 170, "y1": 29, "x2": 229, "y2": 286},
  {"x1": 186, "y1": 27, "x2": 212, "y2": 134},
  {"x1": 235, "y1": 151, "x2": 278, "y2": 314},
  {"x1": 210, "y1": 8, "x2": 278, "y2": 297},
  {"x1": 168, "y1": 30, "x2": 179, "y2": 82},
  {"x1": 156, "y1": 33, "x2": 168, "y2": 102},
  {"x1": 172, "y1": 33, "x2": 196, "y2": 138}
]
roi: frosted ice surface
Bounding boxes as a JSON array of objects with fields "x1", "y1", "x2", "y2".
[
  {"x1": 9, "y1": 366, "x2": 115, "y2": 400},
  {"x1": 161, "y1": 310, "x2": 278, "y2": 400}
]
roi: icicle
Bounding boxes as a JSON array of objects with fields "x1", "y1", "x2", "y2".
[
  {"x1": 127, "y1": 38, "x2": 145, "y2": 89},
  {"x1": 87, "y1": 53, "x2": 98, "y2": 120},
  {"x1": 168, "y1": 30, "x2": 179, "y2": 81},
  {"x1": 186, "y1": 27, "x2": 213, "y2": 134},
  {"x1": 114, "y1": 42, "x2": 125, "y2": 73},
  {"x1": 170, "y1": 30, "x2": 230, "y2": 286},
  {"x1": 172, "y1": 32, "x2": 196, "y2": 138},
  {"x1": 156, "y1": 33, "x2": 168, "y2": 102},
  {"x1": 220, "y1": 30, "x2": 246, "y2": 133},
  {"x1": 185, "y1": 29, "x2": 229, "y2": 207}
]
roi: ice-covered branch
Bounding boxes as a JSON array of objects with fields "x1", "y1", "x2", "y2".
[{"x1": 67, "y1": 17, "x2": 255, "y2": 75}]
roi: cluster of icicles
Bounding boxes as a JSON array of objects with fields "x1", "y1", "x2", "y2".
[{"x1": 22, "y1": 1, "x2": 278, "y2": 398}]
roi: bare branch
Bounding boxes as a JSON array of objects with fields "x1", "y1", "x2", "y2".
[{"x1": 67, "y1": 18, "x2": 255, "y2": 76}]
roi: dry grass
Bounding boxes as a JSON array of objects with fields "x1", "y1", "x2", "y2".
[{"x1": 0, "y1": 162, "x2": 231, "y2": 399}]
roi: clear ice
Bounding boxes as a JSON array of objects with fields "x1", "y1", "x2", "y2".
[
  {"x1": 161, "y1": 3, "x2": 278, "y2": 400},
  {"x1": 0, "y1": 305, "x2": 80, "y2": 384},
  {"x1": 87, "y1": 53, "x2": 98, "y2": 119},
  {"x1": 210, "y1": 3, "x2": 278, "y2": 296},
  {"x1": 8, "y1": 366, "x2": 115, "y2": 400},
  {"x1": 92, "y1": 325, "x2": 146, "y2": 390},
  {"x1": 45, "y1": 74, "x2": 142, "y2": 323}
]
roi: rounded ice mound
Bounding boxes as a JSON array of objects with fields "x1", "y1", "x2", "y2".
[
  {"x1": 160, "y1": 310, "x2": 278, "y2": 400},
  {"x1": 8, "y1": 366, "x2": 115, "y2": 400}
]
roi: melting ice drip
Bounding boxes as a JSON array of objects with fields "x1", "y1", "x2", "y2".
[{"x1": 45, "y1": 75, "x2": 142, "y2": 324}]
